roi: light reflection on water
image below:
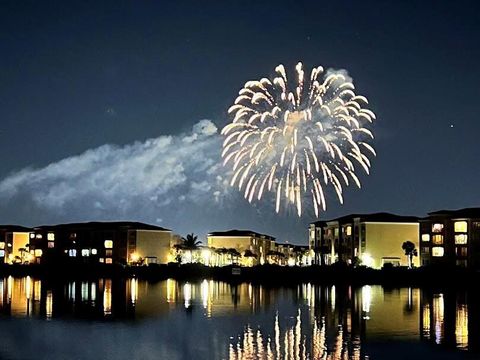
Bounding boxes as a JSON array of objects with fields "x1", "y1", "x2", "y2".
[{"x1": 0, "y1": 276, "x2": 476, "y2": 359}]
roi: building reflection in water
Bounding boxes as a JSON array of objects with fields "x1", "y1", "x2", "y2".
[
  {"x1": 230, "y1": 285, "x2": 365, "y2": 360},
  {"x1": 0, "y1": 277, "x2": 477, "y2": 355},
  {"x1": 420, "y1": 290, "x2": 473, "y2": 351}
]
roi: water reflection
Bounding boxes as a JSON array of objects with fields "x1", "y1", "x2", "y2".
[{"x1": 0, "y1": 277, "x2": 477, "y2": 358}]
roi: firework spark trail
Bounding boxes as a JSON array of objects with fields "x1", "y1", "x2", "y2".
[{"x1": 221, "y1": 62, "x2": 376, "y2": 217}]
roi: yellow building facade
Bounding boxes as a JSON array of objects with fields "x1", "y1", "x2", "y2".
[
  {"x1": 207, "y1": 230, "x2": 276, "y2": 266},
  {"x1": 131, "y1": 229, "x2": 173, "y2": 264},
  {"x1": 310, "y1": 213, "x2": 420, "y2": 268}
]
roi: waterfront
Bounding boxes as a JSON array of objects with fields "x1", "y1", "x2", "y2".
[{"x1": 0, "y1": 277, "x2": 477, "y2": 360}]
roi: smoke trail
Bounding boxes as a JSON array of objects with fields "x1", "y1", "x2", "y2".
[{"x1": 0, "y1": 120, "x2": 232, "y2": 228}]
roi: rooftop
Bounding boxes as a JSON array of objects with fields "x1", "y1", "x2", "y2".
[
  {"x1": 311, "y1": 212, "x2": 419, "y2": 225},
  {"x1": 208, "y1": 229, "x2": 275, "y2": 240},
  {"x1": 0, "y1": 225, "x2": 33, "y2": 232},
  {"x1": 427, "y1": 207, "x2": 480, "y2": 218},
  {"x1": 34, "y1": 221, "x2": 170, "y2": 232}
]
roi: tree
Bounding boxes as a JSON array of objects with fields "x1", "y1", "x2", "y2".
[
  {"x1": 180, "y1": 233, "x2": 202, "y2": 263},
  {"x1": 243, "y1": 250, "x2": 258, "y2": 267},
  {"x1": 402, "y1": 241, "x2": 418, "y2": 269},
  {"x1": 227, "y1": 248, "x2": 241, "y2": 265}
]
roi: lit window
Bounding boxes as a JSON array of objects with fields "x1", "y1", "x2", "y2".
[
  {"x1": 105, "y1": 258, "x2": 113, "y2": 264},
  {"x1": 104, "y1": 240, "x2": 113, "y2": 249},
  {"x1": 35, "y1": 249, "x2": 43, "y2": 257},
  {"x1": 421, "y1": 247, "x2": 430, "y2": 254},
  {"x1": 456, "y1": 247, "x2": 468, "y2": 257},
  {"x1": 91, "y1": 249, "x2": 97, "y2": 255},
  {"x1": 455, "y1": 234, "x2": 468, "y2": 245},
  {"x1": 432, "y1": 247, "x2": 444, "y2": 257},
  {"x1": 334, "y1": 228, "x2": 339, "y2": 237},
  {"x1": 99, "y1": 258, "x2": 104, "y2": 263},
  {"x1": 0, "y1": 250, "x2": 4, "y2": 257},
  {"x1": 68, "y1": 249, "x2": 77, "y2": 257},
  {"x1": 346, "y1": 226, "x2": 352, "y2": 236},
  {"x1": 432, "y1": 235, "x2": 443, "y2": 245},
  {"x1": 0, "y1": 242, "x2": 4, "y2": 249},
  {"x1": 48, "y1": 242, "x2": 54, "y2": 248},
  {"x1": 432, "y1": 223, "x2": 444, "y2": 233},
  {"x1": 454, "y1": 221, "x2": 468, "y2": 233},
  {"x1": 30, "y1": 233, "x2": 35, "y2": 239},
  {"x1": 36, "y1": 234, "x2": 43, "y2": 239},
  {"x1": 47, "y1": 233, "x2": 55, "y2": 241},
  {"x1": 421, "y1": 234, "x2": 430, "y2": 242},
  {"x1": 81, "y1": 249, "x2": 90, "y2": 257},
  {"x1": 105, "y1": 249, "x2": 113, "y2": 257}
]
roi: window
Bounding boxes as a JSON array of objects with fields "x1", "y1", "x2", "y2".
[
  {"x1": 432, "y1": 247, "x2": 444, "y2": 257},
  {"x1": 68, "y1": 249, "x2": 77, "y2": 257},
  {"x1": 334, "y1": 228, "x2": 339, "y2": 237},
  {"x1": 432, "y1": 235, "x2": 444, "y2": 245},
  {"x1": 346, "y1": 226, "x2": 352, "y2": 236},
  {"x1": 432, "y1": 223, "x2": 444, "y2": 233},
  {"x1": 48, "y1": 242, "x2": 54, "y2": 248},
  {"x1": 0, "y1": 242, "x2": 4, "y2": 249},
  {"x1": 421, "y1": 247, "x2": 430, "y2": 254},
  {"x1": 104, "y1": 240, "x2": 113, "y2": 249},
  {"x1": 105, "y1": 249, "x2": 113, "y2": 257},
  {"x1": 99, "y1": 258, "x2": 104, "y2": 263},
  {"x1": 0, "y1": 250, "x2": 4, "y2": 257},
  {"x1": 35, "y1": 234, "x2": 43, "y2": 239},
  {"x1": 456, "y1": 259, "x2": 467, "y2": 267},
  {"x1": 69, "y1": 233, "x2": 77, "y2": 239},
  {"x1": 91, "y1": 249, "x2": 97, "y2": 255},
  {"x1": 81, "y1": 249, "x2": 90, "y2": 257},
  {"x1": 455, "y1": 234, "x2": 468, "y2": 245},
  {"x1": 34, "y1": 249, "x2": 43, "y2": 257},
  {"x1": 105, "y1": 258, "x2": 113, "y2": 264},
  {"x1": 454, "y1": 221, "x2": 468, "y2": 233},
  {"x1": 29, "y1": 233, "x2": 35, "y2": 239},
  {"x1": 47, "y1": 233, "x2": 55, "y2": 241},
  {"x1": 456, "y1": 247, "x2": 468, "y2": 257},
  {"x1": 421, "y1": 234, "x2": 430, "y2": 242}
]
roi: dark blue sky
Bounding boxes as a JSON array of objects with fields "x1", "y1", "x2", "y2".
[{"x1": 0, "y1": 0, "x2": 479, "y2": 242}]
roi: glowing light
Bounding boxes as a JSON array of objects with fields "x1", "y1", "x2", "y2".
[
  {"x1": 361, "y1": 253, "x2": 374, "y2": 268},
  {"x1": 222, "y1": 62, "x2": 376, "y2": 217},
  {"x1": 201, "y1": 249, "x2": 211, "y2": 265},
  {"x1": 130, "y1": 252, "x2": 140, "y2": 263},
  {"x1": 362, "y1": 285, "x2": 372, "y2": 318},
  {"x1": 183, "y1": 283, "x2": 192, "y2": 308}
]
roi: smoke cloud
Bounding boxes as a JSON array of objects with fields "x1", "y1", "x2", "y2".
[{"x1": 0, "y1": 120, "x2": 245, "y2": 234}]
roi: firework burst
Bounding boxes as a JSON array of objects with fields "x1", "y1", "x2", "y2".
[{"x1": 221, "y1": 62, "x2": 376, "y2": 217}]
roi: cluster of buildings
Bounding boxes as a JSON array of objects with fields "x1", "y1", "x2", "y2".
[
  {"x1": 1, "y1": 207, "x2": 479, "y2": 269},
  {"x1": 0, "y1": 222, "x2": 310, "y2": 267}
]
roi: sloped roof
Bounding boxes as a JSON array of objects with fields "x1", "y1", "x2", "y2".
[
  {"x1": 34, "y1": 221, "x2": 170, "y2": 232},
  {"x1": 0, "y1": 225, "x2": 33, "y2": 232},
  {"x1": 208, "y1": 229, "x2": 275, "y2": 240},
  {"x1": 311, "y1": 212, "x2": 419, "y2": 225},
  {"x1": 428, "y1": 207, "x2": 480, "y2": 218}
]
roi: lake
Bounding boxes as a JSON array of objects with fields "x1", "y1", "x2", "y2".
[{"x1": 0, "y1": 277, "x2": 477, "y2": 359}]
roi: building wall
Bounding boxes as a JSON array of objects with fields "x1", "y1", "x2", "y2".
[
  {"x1": 12, "y1": 233, "x2": 30, "y2": 263},
  {"x1": 364, "y1": 223, "x2": 419, "y2": 269},
  {"x1": 134, "y1": 230, "x2": 172, "y2": 264}
]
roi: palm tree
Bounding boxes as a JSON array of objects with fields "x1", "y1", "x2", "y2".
[
  {"x1": 402, "y1": 241, "x2": 418, "y2": 269},
  {"x1": 181, "y1": 233, "x2": 202, "y2": 263},
  {"x1": 227, "y1": 248, "x2": 241, "y2": 265},
  {"x1": 243, "y1": 250, "x2": 257, "y2": 266}
]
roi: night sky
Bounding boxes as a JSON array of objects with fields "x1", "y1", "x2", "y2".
[{"x1": 1, "y1": 0, "x2": 479, "y2": 244}]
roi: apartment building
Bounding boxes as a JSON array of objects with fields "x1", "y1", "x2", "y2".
[
  {"x1": 309, "y1": 213, "x2": 419, "y2": 268},
  {"x1": 419, "y1": 208, "x2": 480, "y2": 268}
]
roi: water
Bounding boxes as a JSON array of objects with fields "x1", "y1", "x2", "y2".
[{"x1": 0, "y1": 277, "x2": 476, "y2": 360}]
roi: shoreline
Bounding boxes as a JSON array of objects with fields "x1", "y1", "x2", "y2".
[{"x1": 0, "y1": 263, "x2": 477, "y2": 288}]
